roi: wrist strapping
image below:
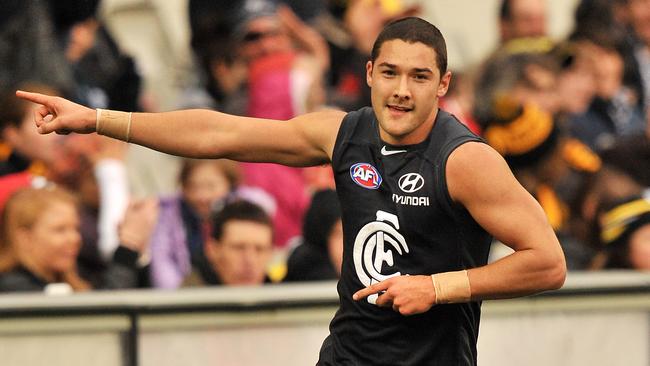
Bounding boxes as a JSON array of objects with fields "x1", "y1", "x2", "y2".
[
  {"x1": 96, "y1": 109, "x2": 132, "y2": 142},
  {"x1": 431, "y1": 270, "x2": 471, "y2": 304}
]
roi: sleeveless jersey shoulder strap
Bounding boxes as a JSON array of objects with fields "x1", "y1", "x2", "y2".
[
  {"x1": 427, "y1": 110, "x2": 485, "y2": 217},
  {"x1": 331, "y1": 107, "x2": 376, "y2": 168}
]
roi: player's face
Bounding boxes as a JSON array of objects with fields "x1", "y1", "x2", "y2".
[{"x1": 367, "y1": 39, "x2": 451, "y2": 145}]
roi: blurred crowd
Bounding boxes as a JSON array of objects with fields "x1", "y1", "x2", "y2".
[{"x1": 0, "y1": 0, "x2": 648, "y2": 294}]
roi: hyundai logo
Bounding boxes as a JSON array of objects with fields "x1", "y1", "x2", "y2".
[{"x1": 398, "y1": 173, "x2": 424, "y2": 193}]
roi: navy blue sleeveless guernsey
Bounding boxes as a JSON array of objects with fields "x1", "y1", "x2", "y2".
[{"x1": 318, "y1": 107, "x2": 492, "y2": 366}]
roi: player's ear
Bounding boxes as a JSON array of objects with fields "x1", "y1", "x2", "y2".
[
  {"x1": 366, "y1": 61, "x2": 374, "y2": 88},
  {"x1": 437, "y1": 71, "x2": 452, "y2": 98}
]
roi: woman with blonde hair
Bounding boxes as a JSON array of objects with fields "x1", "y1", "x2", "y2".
[{"x1": 0, "y1": 186, "x2": 156, "y2": 293}]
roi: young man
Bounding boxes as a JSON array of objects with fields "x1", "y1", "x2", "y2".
[
  {"x1": 184, "y1": 200, "x2": 274, "y2": 286},
  {"x1": 18, "y1": 17, "x2": 565, "y2": 366}
]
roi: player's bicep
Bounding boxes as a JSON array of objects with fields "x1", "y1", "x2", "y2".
[
  {"x1": 289, "y1": 109, "x2": 346, "y2": 162},
  {"x1": 222, "y1": 109, "x2": 345, "y2": 166},
  {"x1": 446, "y1": 142, "x2": 553, "y2": 251}
]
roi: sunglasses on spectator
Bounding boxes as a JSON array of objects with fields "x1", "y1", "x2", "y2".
[{"x1": 242, "y1": 29, "x2": 281, "y2": 43}]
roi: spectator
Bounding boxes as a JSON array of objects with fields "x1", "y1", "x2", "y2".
[
  {"x1": 570, "y1": 165, "x2": 643, "y2": 254},
  {"x1": 551, "y1": 41, "x2": 598, "y2": 119},
  {"x1": 183, "y1": 200, "x2": 274, "y2": 286},
  {"x1": 0, "y1": 84, "x2": 64, "y2": 178},
  {"x1": 284, "y1": 189, "x2": 343, "y2": 282},
  {"x1": 623, "y1": 0, "x2": 650, "y2": 116},
  {"x1": 0, "y1": 84, "x2": 143, "y2": 273},
  {"x1": 473, "y1": 49, "x2": 561, "y2": 128},
  {"x1": 0, "y1": 83, "x2": 76, "y2": 211},
  {"x1": 60, "y1": 136, "x2": 149, "y2": 286},
  {"x1": 0, "y1": 186, "x2": 156, "y2": 292},
  {"x1": 320, "y1": 0, "x2": 420, "y2": 111},
  {"x1": 573, "y1": 0, "x2": 628, "y2": 35},
  {"x1": 228, "y1": 0, "x2": 332, "y2": 247},
  {"x1": 568, "y1": 29, "x2": 646, "y2": 152},
  {"x1": 190, "y1": 0, "x2": 329, "y2": 115},
  {"x1": 149, "y1": 159, "x2": 241, "y2": 289},
  {"x1": 601, "y1": 135, "x2": 650, "y2": 186},
  {"x1": 498, "y1": 0, "x2": 547, "y2": 44},
  {"x1": 46, "y1": 0, "x2": 142, "y2": 112},
  {"x1": 234, "y1": 1, "x2": 329, "y2": 70},
  {"x1": 484, "y1": 101, "x2": 601, "y2": 269},
  {"x1": 595, "y1": 192, "x2": 650, "y2": 270},
  {"x1": 573, "y1": 0, "x2": 646, "y2": 117},
  {"x1": 188, "y1": 0, "x2": 245, "y2": 112}
]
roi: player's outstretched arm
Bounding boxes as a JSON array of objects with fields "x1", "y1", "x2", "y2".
[
  {"x1": 16, "y1": 90, "x2": 345, "y2": 167},
  {"x1": 447, "y1": 142, "x2": 567, "y2": 300}
]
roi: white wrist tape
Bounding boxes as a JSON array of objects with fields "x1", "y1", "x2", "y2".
[
  {"x1": 96, "y1": 109, "x2": 132, "y2": 142},
  {"x1": 431, "y1": 270, "x2": 471, "y2": 304}
]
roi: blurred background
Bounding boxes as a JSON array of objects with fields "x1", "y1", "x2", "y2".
[{"x1": 0, "y1": 0, "x2": 648, "y2": 365}]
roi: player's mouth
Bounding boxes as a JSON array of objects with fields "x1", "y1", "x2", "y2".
[{"x1": 387, "y1": 104, "x2": 413, "y2": 116}]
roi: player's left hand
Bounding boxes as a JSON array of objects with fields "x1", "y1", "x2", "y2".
[{"x1": 352, "y1": 275, "x2": 436, "y2": 315}]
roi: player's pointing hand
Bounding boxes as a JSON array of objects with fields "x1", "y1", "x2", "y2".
[
  {"x1": 353, "y1": 275, "x2": 437, "y2": 316},
  {"x1": 16, "y1": 90, "x2": 97, "y2": 135}
]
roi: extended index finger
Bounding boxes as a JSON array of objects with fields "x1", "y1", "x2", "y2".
[
  {"x1": 353, "y1": 280, "x2": 390, "y2": 301},
  {"x1": 16, "y1": 90, "x2": 55, "y2": 106}
]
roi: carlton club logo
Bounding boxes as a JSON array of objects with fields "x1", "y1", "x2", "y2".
[
  {"x1": 350, "y1": 163, "x2": 382, "y2": 189},
  {"x1": 353, "y1": 210, "x2": 409, "y2": 304}
]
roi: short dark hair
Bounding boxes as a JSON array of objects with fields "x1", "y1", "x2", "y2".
[
  {"x1": 0, "y1": 83, "x2": 59, "y2": 132},
  {"x1": 211, "y1": 200, "x2": 273, "y2": 240},
  {"x1": 370, "y1": 17, "x2": 448, "y2": 75},
  {"x1": 46, "y1": 0, "x2": 100, "y2": 33}
]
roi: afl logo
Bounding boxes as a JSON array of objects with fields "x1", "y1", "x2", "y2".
[
  {"x1": 350, "y1": 163, "x2": 382, "y2": 189},
  {"x1": 398, "y1": 173, "x2": 424, "y2": 193}
]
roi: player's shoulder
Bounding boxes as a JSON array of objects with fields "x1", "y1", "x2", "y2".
[
  {"x1": 451, "y1": 140, "x2": 494, "y2": 155},
  {"x1": 446, "y1": 140, "x2": 518, "y2": 201},
  {"x1": 446, "y1": 142, "x2": 510, "y2": 184}
]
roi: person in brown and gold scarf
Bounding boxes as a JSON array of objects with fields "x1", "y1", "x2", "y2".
[
  {"x1": 484, "y1": 97, "x2": 601, "y2": 269},
  {"x1": 594, "y1": 193, "x2": 650, "y2": 270}
]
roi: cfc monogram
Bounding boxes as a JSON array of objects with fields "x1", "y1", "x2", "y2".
[{"x1": 353, "y1": 211, "x2": 410, "y2": 304}]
